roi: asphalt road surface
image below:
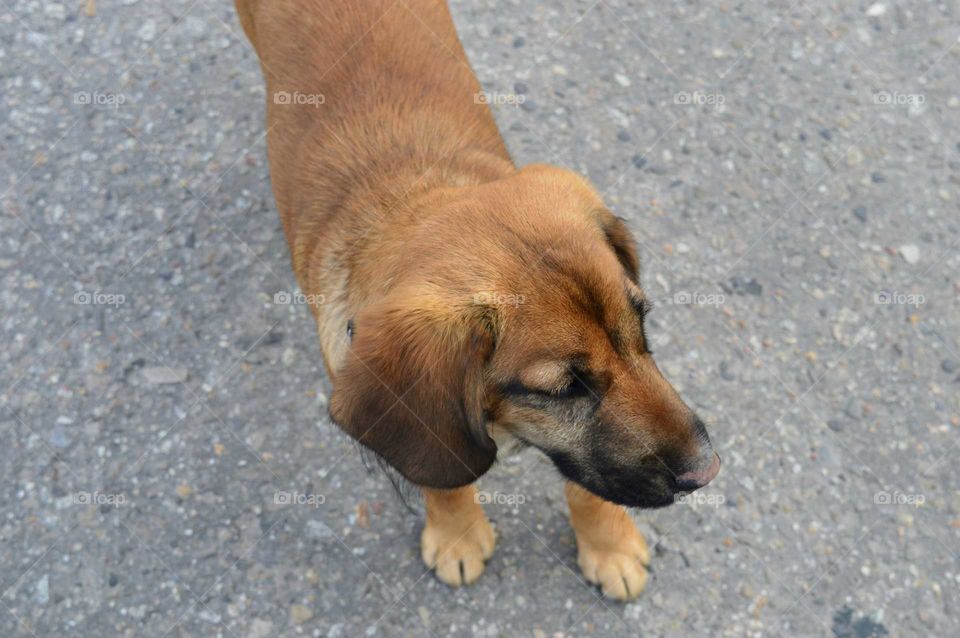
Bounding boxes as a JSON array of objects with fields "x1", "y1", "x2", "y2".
[{"x1": 2, "y1": 0, "x2": 959, "y2": 636}]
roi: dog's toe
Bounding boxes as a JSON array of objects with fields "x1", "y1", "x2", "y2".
[
  {"x1": 632, "y1": 534, "x2": 651, "y2": 567},
  {"x1": 421, "y1": 514, "x2": 495, "y2": 587},
  {"x1": 579, "y1": 546, "x2": 648, "y2": 601},
  {"x1": 435, "y1": 552, "x2": 484, "y2": 586}
]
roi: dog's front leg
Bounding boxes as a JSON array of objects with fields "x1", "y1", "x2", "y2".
[
  {"x1": 565, "y1": 482, "x2": 651, "y2": 600},
  {"x1": 421, "y1": 485, "x2": 496, "y2": 587}
]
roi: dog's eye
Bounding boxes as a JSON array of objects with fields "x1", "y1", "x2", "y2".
[
  {"x1": 551, "y1": 374, "x2": 592, "y2": 398},
  {"x1": 502, "y1": 373, "x2": 592, "y2": 400},
  {"x1": 513, "y1": 375, "x2": 591, "y2": 399}
]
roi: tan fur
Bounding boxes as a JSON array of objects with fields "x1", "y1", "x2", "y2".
[
  {"x1": 566, "y1": 481, "x2": 650, "y2": 600},
  {"x1": 421, "y1": 486, "x2": 496, "y2": 586},
  {"x1": 236, "y1": 0, "x2": 717, "y2": 599}
]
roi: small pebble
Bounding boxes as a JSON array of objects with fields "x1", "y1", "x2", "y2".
[
  {"x1": 44, "y1": 3, "x2": 66, "y2": 20},
  {"x1": 137, "y1": 19, "x2": 157, "y2": 41},
  {"x1": 899, "y1": 244, "x2": 920, "y2": 265},
  {"x1": 290, "y1": 604, "x2": 313, "y2": 624},
  {"x1": 248, "y1": 619, "x2": 273, "y2": 638},
  {"x1": 142, "y1": 366, "x2": 188, "y2": 384},
  {"x1": 36, "y1": 574, "x2": 49, "y2": 605},
  {"x1": 198, "y1": 609, "x2": 222, "y2": 624}
]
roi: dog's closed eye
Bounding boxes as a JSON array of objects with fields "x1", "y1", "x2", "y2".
[
  {"x1": 539, "y1": 374, "x2": 592, "y2": 398},
  {"x1": 504, "y1": 360, "x2": 594, "y2": 399},
  {"x1": 503, "y1": 377, "x2": 592, "y2": 400}
]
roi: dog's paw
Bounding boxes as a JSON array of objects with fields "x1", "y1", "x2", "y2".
[
  {"x1": 420, "y1": 513, "x2": 495, "y2": 587},
  {"x1": 575, "y1": 523, "x2": 650, "y2": 601}
]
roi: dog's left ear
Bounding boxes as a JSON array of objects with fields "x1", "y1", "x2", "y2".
[
  {"x1": 329, "y1": 289, "x2": 498, "y2": 489},
  {"x1": 596, "y1": 208, "x2": 640, "y2": 282}
]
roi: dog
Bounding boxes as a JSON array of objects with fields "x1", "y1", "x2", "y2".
[{"x1": 235, "y1": 0, "x2": 720, "y2": 600}]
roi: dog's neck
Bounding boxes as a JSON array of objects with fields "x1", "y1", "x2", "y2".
[
  {"x1": 294, "y1": 143, "x2": 514, "y2": 282},
  {"x1": 298, "y1": 139, "x2": 515, "y2": 376}
]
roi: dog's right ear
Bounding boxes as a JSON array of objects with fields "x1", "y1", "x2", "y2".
[
  {"x1": 329, "y1": 290, "x2": 498, "y2": 489},
  {"x1": 519, "y1": 165, "x2": 640, "y2": 283}
]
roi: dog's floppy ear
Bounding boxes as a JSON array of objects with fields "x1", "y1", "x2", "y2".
[
  {"x1": 596, "y1": 208, "x2": 640, "y2": 282},
  {"x1": 329, "y1": 290, "x2": 497, "y2": 489}
]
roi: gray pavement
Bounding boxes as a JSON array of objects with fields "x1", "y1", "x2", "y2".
[{"x1": 2, "y1": 0, "x2": 959, "y2": 636}]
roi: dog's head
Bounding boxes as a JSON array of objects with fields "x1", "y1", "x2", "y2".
[{"x1": 330, "y1": 164, "x2": 719, "y2": 507}]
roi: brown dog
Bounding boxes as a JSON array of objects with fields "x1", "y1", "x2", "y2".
[{"x1": 236, "y1": 0, "x2": 719, "y2": 600}]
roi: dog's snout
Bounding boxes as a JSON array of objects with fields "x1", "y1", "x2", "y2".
[{"x1": 675, "y1": 451, "x2": 721, "y2": 491}]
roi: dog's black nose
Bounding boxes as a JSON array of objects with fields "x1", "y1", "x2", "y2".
[{"x1": 675, "y1": 452, "x2": 721, "y2": 491}]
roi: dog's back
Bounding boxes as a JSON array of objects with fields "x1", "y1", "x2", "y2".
[{"x1": 235, "y1": 0, "x2": 510, "y2": 274}]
